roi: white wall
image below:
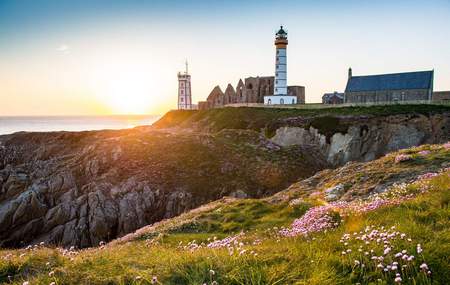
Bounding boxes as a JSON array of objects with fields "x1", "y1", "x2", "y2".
[{"x1": 264, "y1": 95, "x2": 297, "y2": 105}]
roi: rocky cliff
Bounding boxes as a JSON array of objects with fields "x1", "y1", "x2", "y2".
[
  {"x1": 1, "y1": 105, "x2": 449, "y2": 249},
  {"x1": 270, "y1": 113, "x2": 450, "y2": 165},
  {"x1": 156, "y1": 105, "x2": 450, "y2": 166},
  {"x1": 0, "y1": 128, "x2": 325, "y2": 248}
]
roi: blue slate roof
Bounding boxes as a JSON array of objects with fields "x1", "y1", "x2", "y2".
[{"x1": 345, "y1": 70, "x2": 433, "y2": 92}]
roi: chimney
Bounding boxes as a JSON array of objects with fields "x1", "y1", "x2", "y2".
[{"x1": 348, "y1": 67, "x2": 353, "y2": 79}]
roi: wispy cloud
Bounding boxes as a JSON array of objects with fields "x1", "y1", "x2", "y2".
[{"x1": 56, "y1": 44, "x2": 70, "y2": 54}]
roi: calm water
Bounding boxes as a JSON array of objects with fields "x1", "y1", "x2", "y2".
[{"x1": 0, "y1": 115, "x2": 160, "y2": 135}]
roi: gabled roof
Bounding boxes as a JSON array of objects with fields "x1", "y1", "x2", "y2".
[
  {"x1": 224, "y1": 84, "x2": 236, "y2": 95},
  {"x1": 323, "y1": 92, "x2": 344, "y2": 99},
  {"x1": 207, "y1": 86, "x2": 224, "y2": 101},
  {"x1": 345, "y1": 70, "x2": 433, "y2": 93}
]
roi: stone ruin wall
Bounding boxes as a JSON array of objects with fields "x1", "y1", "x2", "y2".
[{"x1": 199, "y1": 76, "x2": 305, "y2": 110}]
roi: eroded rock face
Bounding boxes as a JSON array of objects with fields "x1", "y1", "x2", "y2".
[
  {"x1": 0, "y1": 128, "x2": 325, "y2": 248},
  {"x1": 324, "y1": 184, "x2": 345, "y2": 201},
  {"x1": 271, "y1": 113, "x2": 450, "y2": 166}
]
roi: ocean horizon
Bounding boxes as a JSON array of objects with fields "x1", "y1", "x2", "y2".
[{"x1": 0, "y1": 115, "x2": 160, "y2": 135}]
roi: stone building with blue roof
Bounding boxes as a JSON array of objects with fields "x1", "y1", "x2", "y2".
[{"x1": 344, "y1": 68, "x2": 434, "y2": 104}]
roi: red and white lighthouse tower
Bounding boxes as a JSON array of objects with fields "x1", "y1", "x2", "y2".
[
  {"x1": 177, "y1": 61, "x2": 193, "y2": 110},
  {"x1": 264, "y1": 26, "x2": 297, "y2": 105}
]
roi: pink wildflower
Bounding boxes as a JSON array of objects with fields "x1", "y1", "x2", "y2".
[
  {"x1": 207, "y1": 232, "x2": 244, "y2": 249},
  {"x1": 443, "y1": 142, "x2": 450, "y2": 149},
  {"x1": 395, "y1": 154, "x2": 412, "y2": 163},
  {"x1": 279, "y1": 205, "x2": 338, "y2": 237},
  {"x1": 417, "y1": 172, "x2": 438, "y2": 180}
]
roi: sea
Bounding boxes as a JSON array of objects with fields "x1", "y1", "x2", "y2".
[{"x1": 0, "y1": 115, "x2": 160, "y2": 135}]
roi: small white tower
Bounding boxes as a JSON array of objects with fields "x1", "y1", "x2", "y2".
[
  {"x1": 264, "y1": 26, "x2": 297, "y2": 105},
  {"x1": 177, "y1": 61, "x2": 193, "y2": 110}
]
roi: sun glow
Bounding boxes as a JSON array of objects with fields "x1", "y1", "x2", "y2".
[
  {"x1": 102, "y1": 74, "x2": 152, "y2": 114},
  {"x1": 90, "y1": 58, "x2": 157, "y2": 114}
]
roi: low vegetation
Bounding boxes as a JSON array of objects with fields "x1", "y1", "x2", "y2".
[
  {"x1": 1, "y1": 142, "x2": 449, "y2": 284},
  {"x1": 153, "y1": 104, "x2": 450, "y2": 133}
]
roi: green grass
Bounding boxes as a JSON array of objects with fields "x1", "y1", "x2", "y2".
[
  {"x1": 166, "y1": 199, "x2": 310, "y2": 235},
  {"x1": 1, "y1": 145, "x2": 449, "y2": 284},
  {"x1": 153, "y1": 104, "x2": 450, "y2": 135}
]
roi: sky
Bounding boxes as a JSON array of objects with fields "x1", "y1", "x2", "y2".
[{"x1": 1, "y1": 0, "x2": 450, "y2": 116}]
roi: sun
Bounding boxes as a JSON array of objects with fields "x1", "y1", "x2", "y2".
[
  {"x1": 91, "y1": 60, "x2": 156, "y2": 114},
  {"x1": 103, "y1": 74, "x2": 152, "y2": 114}
]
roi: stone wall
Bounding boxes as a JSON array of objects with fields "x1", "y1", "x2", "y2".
[
  {"x1": 288, "y1": 86, "x2": 305, "y2": 104},
  {"x1": 345, "y1": 89, "x2": 430, "y2": 103},
  {"x1": 244, "y1": 76, "x2": 274, "y2": 103},
  {"x1": 203, "y1": 86, "x2": 225, "y2": 109},
  {"x1": 433, "y1": 91, "x2": 450, "y2": 101},
  {"x1": 224, "y1": 84, "x2": 237, "y2": 105},
  {"x1": 198, "y1": 101, "x2": 209, "y2": 110}
]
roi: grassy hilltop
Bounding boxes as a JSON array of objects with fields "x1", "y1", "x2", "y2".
[
  {"x1": 1, "y1": 142, "x2": 449, "y2": 285},
  {"x1": 153, "y1": 104, "x2": 450, "y2": 133}
]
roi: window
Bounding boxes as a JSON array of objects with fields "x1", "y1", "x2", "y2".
[
  {"x1": 280, "y1": 98, "x2": 284, "y2": 104},
  {"x1": 276, "y1": 65, "x2": 279, "y2": 70},
  {"x1": 276, "y1": 80, "x2": 278, "y2": 84},
  {"x1": 180, "y1": 97, "x2": 184, "y2": 102},
  {"x1": 292, "y1": 99, "x2": 295, "y2": 104},
  {"x1": 180, "y1": 90, "x2": 184, "y2": 95},
  {"x1": 180, "y1": 82, "x2": 184, "y2": 87},
  {"x1": 276, "y1": 73, "x2": 278, "y2": 77},
  {"x1": 268, "y1": 99, "x2": 272, "y2": 104}
]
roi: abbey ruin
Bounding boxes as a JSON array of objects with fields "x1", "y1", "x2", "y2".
[{"x1": 198, "y1": 76, "x2": 305, "y2": 110}]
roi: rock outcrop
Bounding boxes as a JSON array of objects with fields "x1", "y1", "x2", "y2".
[
  {"x1": 270, "y1": 113, "x2": 450, "y2": 165},
  {"x1": 0, "y1": 128, "x2": 325, "y2": 248}
]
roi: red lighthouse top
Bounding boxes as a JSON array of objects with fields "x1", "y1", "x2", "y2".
[{"x1": 275, "y1": 26, "x2": 288, "y2": 47}]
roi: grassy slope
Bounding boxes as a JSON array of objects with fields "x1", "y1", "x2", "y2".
[
  {"x1": 1, "y1": 144, "x2": 449, "y2": 284},
  {"x1": 153, "y1": 105, "x2": 450, "y2": 133}
]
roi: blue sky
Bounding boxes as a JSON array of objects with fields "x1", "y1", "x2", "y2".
[{"x1": 1, "y1": 0, "x2": 450, "y2": 115}]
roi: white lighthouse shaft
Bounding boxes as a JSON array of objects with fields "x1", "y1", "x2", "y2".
[{"x1": 274, "y1": 47, "x2": 287, "y2": 96}]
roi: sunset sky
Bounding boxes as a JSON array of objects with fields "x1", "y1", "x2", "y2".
[{"x1": 1, "y1": 0, "x2": 450, "y2": 115}]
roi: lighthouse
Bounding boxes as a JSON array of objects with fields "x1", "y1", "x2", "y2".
[
  {"x1": 177, "y1": 61, "x2": 193, "y2": 110},
  {"x1": 264, "y1": 26, "x2": 297, "y2": 105}
]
